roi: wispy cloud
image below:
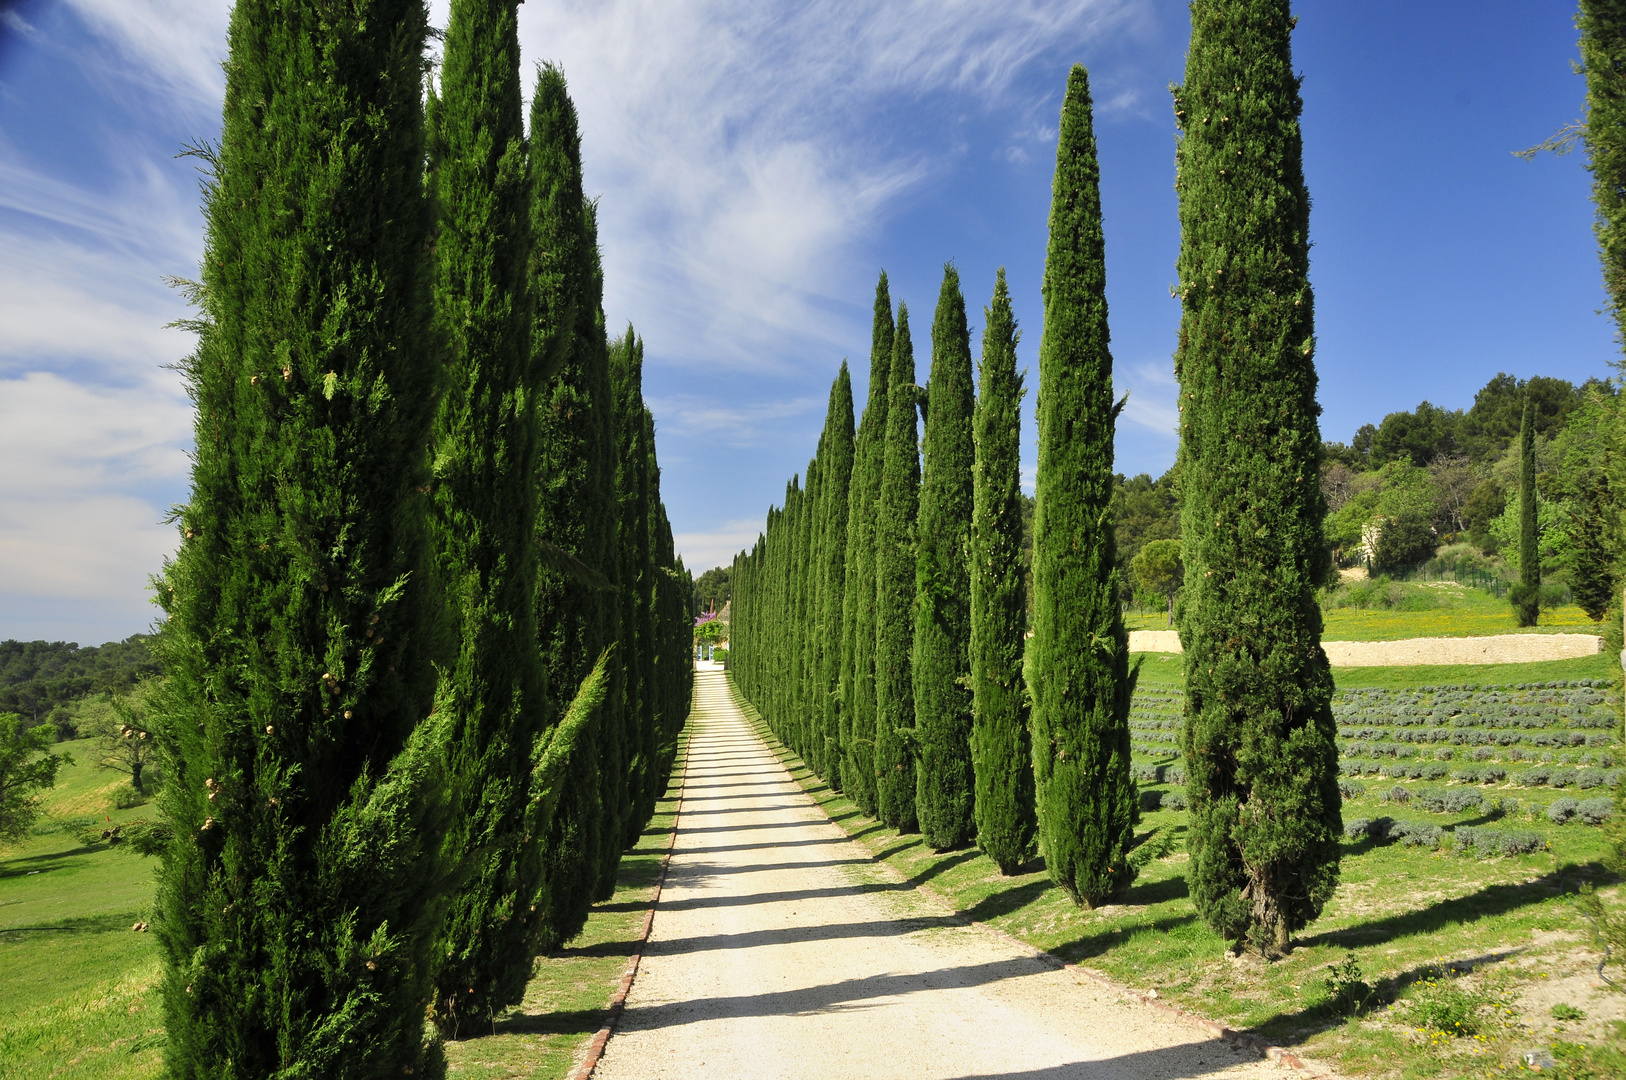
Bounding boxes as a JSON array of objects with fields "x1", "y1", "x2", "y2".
[
  {"x1": 1118, "y1": 358, "x2": 1179, "y2": 439},
  {"x1": 673, "y1": 518, "x2": 766, "y2": 572},
  {"x1": 647, "y1": 392, "x2": 826, "y2": 450}
]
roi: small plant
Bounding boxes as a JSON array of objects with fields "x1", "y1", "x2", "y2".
[
  {"x1": 1576, "y1": 797, "x2": 1614, "y2": 826},
  {"x1": 1407, "y1": 974, "x2": 1485, "y2": 1037},
  {"x1": 1321, "y1": 953, "x2": 1376, "y2": 1016},
  {"x1": 1552, "y1": 1003, "x2": 1586, "y2": 1021},
  {"x1": 1549, "y1": 797, "x2": 1581, "y2": 824},
  {"x1": 113, "y1": 787, "x2": 149, "y2": 810}
]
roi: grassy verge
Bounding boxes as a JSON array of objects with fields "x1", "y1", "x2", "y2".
[
  {"x1": 726, "y1": 673, "x2": 1624, "y2": 1080},
  {"x1": 0, "y1": 726, "x2": 692, "y2": 1080}
]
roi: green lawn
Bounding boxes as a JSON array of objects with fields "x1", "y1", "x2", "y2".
[
  {"x1": 0, "y1": 731, "x2": 691, "y2": 1080},
  {"x1": 731, "y1": 669, "x2": 1626, "y2": 1080}
]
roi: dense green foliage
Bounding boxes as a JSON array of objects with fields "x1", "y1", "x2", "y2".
[
  {"x1": 0, "y1": 637, "x2": 158, "y2": 726},
  {"x1": 0, "y1": 714, "x2": 66, "y2": 841},
  {"x1": 816, "y1": 368, "x2": 855, "y2": 789},
  {"x1": 1512, "y1": 401, "x2": 1541, "y2": 626},
  {"x1": 969, "y1": 270, "x2": 1034, "y2": 873},
  {"x1": 874, "y1": 305, "x2": 922, "y2": 831},
  {"x1": 529, "y1": 63, "x2": 620, "y2": 944},
  {"x1": 426, "y1": 0, "x2": 559, "y2": 1029},
  {"x1": 691, "y1": 567, "x2": 731, "y2": 613},
  {"x1": 1028, "y1": 66, "x2": 1137, "y2": 907},
  {"x1": 838, "y1": 276, "x2": 895, "y2": 814},
  {"x1": 1173, "y1": 0, "x2": 1342, "y2": 957},
  {"x1": 137, "y1": 5, "x2": 691, "y2": 1068},
  {"x1": 151, "y1": 1, "x2": 453, "y2": 1071},
  {"x1": 913, "y1": 266, "x2": 976, "y2": 850},
  {"x1": 1580, "y1": 0, "x2": 1626, "y2": 343}
]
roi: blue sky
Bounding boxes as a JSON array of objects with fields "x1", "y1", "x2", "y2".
[{"x1": 0, "y1": 0, "x2": 1615, "y2": 645}]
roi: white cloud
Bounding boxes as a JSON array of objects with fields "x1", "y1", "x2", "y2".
[
  {"x1": 1118, "y1": 358, "x2": 1179, "y2": 439},
  {"x1": 502, "y1": 0, "x2": 1137, "y2": 371},
  {"x1": 61, "y1": 0, "x2": 228, "y2": 117},
  {"x1": 674, "y1": 518, "x2": 765, "y2": 573},
  {"x1": 0, "y1": 372, "x2": 189, "y2": 639},
  {"x1": 647, "y1": 391, "x2": 825, "y2": 449}
]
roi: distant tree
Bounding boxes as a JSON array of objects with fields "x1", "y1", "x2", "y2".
[
  {"x1": 0, "y1": 636, "x2": 159, "y2": 719},
  {"x1": 1112, "y1": 469, "x2": 1181, "y2": 585},
  {"x1": 1460, "y1": 479, "x2": 1508, "y2": 542},
  {"x1": 86, "y1": 681, "x2": 161, "y2": 793},
  {"x1": 970, "y1": 268, "x2": 1034, "y2": 874},
  {"x1": 1367, "y1": 400, "x2": 1463, "y2": 467},
  {"x1": 1461, "y1": 373, "x2": 1583, "y2": 460},
  {"x1": 1173, "y1": 0, "x2": 1341, "y2": 957},
  {"x1": 1370, "y1": 512, "x2": 1437, "y2": 574},
  {"x1": 1512, "y1": 400, "x2": 1542, "y2": 626},
  {"x1": 1030, "y1": 65, "x2": 1138, "y2": 908},
  {"x1": 0, "y1": 714, "x2": 68, "y2": 842},
  {"x1": 816, "y1": 366, "x2": 855, "y2": 791},
  {"x1": 874, "y1": 302, "x2": 921, "y2": 832},
  {"x1": 914, "y1": 264, "x2": 976, "y2": 851},
  {"x1": 692, "y1": 566, "x2": 732, "y2": 613},
  {"x1": 1427, "y1": 454, "x2": 1483, "y2": 535},
  {"x1": 1131, "y1": 540, "x2": 1184, "y2": 626}
]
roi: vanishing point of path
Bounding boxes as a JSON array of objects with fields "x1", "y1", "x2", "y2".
[{"x1": 594, "y1": 667, "x2": 1289, "y2": 1080}]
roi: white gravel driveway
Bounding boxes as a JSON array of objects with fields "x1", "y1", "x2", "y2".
[{"x1": 593, "y1": 668, "x2": 1290, "y2": 1080}]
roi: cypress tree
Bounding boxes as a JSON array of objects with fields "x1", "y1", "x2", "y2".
[
  {"x1": 1030, "y1": 66, "x2": 1138, "y2": 907},
  {"x1": 1174, "y1": 2, "x2": 1342, "y2": 956},
  {"x1": 530, "y1": 64, "x2": 619, "y2": 931},
  {"x1": 1512, "y1": 399, "x2": 1541, "y2": 626},
  {"x1": 970, "y1": 268, "x2": 1035, "y2": 874},
  {"x1": 874, "y1": 303, "x2": 921, "y2": 831},
  {"x1": 840, "y1": 276, "x2": 894, "y2": 815},
  {"x1": 151, "y1": 1, "x2": 448, "y2": 1073},
  {"x1": 818, "y1": 366, "x2": 855, "y2": 791},
  {"x1": 914, "y1": 265, "x2": 976, "y2": 850},
  {"x1": 610, "y1": 330, "x2": 657, "y2": 841},
  {"x1": 1580, "y1": 1, "x2": 1626, "y2": 336},
  {"x1": 427, "y1": 0, "x2": 559, "y2": 1026}
]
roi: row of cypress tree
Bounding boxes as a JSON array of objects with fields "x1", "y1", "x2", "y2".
[
  {"x1": 149, "y1": 2, "x2": 693, "y2": 1074},
  {"x1": 731, "y1": 1, "x2": 1344, "y2": 957}
]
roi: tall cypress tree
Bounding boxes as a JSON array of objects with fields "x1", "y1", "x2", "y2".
[
  {"x1": 1174, "y1": 2, "x2": 1342, "y2": 956},
  {"x1": 970, "y1": 268, "x2": 1035, "y2": 874},
  {"x1": 874, "y1": 303, "x2": 921, "y2": 831},
  {"x1": 151, "y1": 1, "x2": 448, "y2": 1073},
  {"x1": 818, "y1": 366, "x2": 855, "y2": 791},
  {"x1": 427, "y1": 0, "x2": 559, "y2": 1026},
  {"x1": 1030, "y1": 66, "x2": 1138, "y2": 907},
  {"x1": 530, "y1": 64, "x2": 620, "y2": 932},
  {"x1": 610, "y1": 330, "x2": 657, "y2": 842},
  {"x1": 1513, "y1": 399, "x2": 1541, "y2": 626},
  {"x1": 840, "y1": 275, "x2": 894, "y2": 815},
  {"x1": 914, "y1": 265, "x2": 976, "y2": 850}
]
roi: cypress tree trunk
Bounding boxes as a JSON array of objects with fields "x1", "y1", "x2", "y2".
[
  {"x1": 874, "y1": 304, "x2": 921, "y2": 832},
  {"x1": 151, "y1": 1, "x2": 448, "y2": 1073},
  {"x1": 1513, "y1": 399, "x2": 1541, "y2": 626},
  {"x1": 840, "y1": 275, "x2": 894, "y2": 815},
  {"x1": 1174, "y1": 1, "x2": 1342, "y2": 957},
  {"x1": 427, "y1": 0, "x2": 552, "y2": 1027},
  {"x1": 971, "y1": 268, "x2": 1035, "y2": 874},
  {"x1": 914, "y1": 265, "x2": 976, "y2": 851},
  {"x1": 529, "y1": 65, "x2": 620, "y2": 925},
  {"x1": 819, "y1": 366, "x2": 855, "y2": 791},
  {"x1": 1030, "y1": 66, "x2": 1138, "y2": 907}
]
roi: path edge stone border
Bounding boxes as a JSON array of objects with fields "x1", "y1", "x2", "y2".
[
  {"x1": 725, "y1": 674, "x2": 1340, "y2": 1080},
  {"x1": 569, "y1": 722, "x2": 692, "y2": 1080}
]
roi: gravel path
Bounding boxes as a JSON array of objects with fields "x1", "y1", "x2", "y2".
[
  {"x1": 593, "y1": 668, "x2": 1289, "y2": 1080},
  {"x1": 1127, "y1": 630, "x2": 1600, "y2": 666}
]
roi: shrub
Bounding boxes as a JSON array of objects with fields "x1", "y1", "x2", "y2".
[
  {"x1": 1345, "y1": 818, "x2": 1374, "y2": 839},
  {"x1": 1421, "y1": 763, "x2": 1449, "y2": 781},
  {"x1": 1576, "y1": 768, "x2": 1607, "y2": 790},
  {"x1": 1414, "y1": 787, "x2": 1482, "y2": 814},
  {"x1": 1456, "y1": 827, "x2": 1546, "y2": 857},
  {"x1": 1321, "y1": 953, "x2": 1376, "y2": 1016},
  {"x1": 1520, "y1": 767, "x2": 1551, "y2": 786},
  {"x1": 1338, "y1": 779, "x2": 1366, "y2": 799},
  {"x1": 1385, "y1": 820, "x2": 1444, "y2": 847},
  {"x1": 1549, "y1": 798, "x2": 1582, "y2": 824},
  {"x1": 1386, "y1": 785, "x2": 1412, "y2": 805},
  {"x1": 1161, "y1": 789, "x2": 1187, "y2": 811},
  {"x1": 1575, "y1": 798, "x2": 1614, "y2": 826}
]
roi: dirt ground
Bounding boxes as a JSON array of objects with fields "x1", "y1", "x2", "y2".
[{"x1": 593, "y1": 668, "x2": 1299, "y2": 1080}]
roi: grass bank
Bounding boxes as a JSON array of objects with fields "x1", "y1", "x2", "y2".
[{"x1": 728, "y1": 668, "x2": 1625, "y2": 1080}]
